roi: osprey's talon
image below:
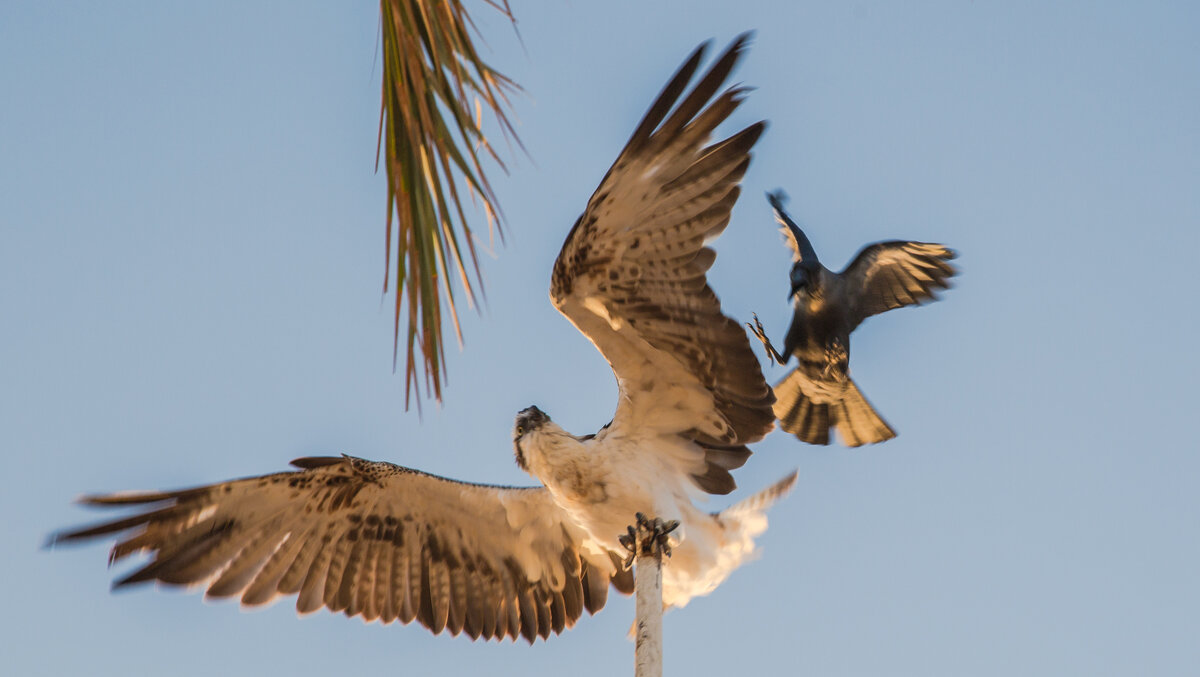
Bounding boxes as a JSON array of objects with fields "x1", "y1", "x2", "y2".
[
  {"x1": 621, "y1": 513, "x2": 678, "y2": 564},
  {"x1": 619, "y1": 523, "x2": 640, "y2": 569},
  {"x1": 657, "y1": 519, "x2": 680, "y2": 558},
  {"x1": 618, "y1": 531, "x2": 635, "y2": 550}
]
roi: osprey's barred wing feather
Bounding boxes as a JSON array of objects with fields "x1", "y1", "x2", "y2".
[
  {"x1": 550, "y1": 35, "x2": 774, "y2": 465},
  {"x1": 49, "y1": 456, "x2": 630, "y2": 643},
  {"x1": 842, "y1": 241, "x2": 957, "y2": 328}
]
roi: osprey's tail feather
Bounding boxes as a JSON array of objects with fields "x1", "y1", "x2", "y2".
[
  {"x1": 720, "y1": 470, "x2": 798, "y2": 518},
  {"x1": 773, "y1": 368, "x2": 896, "y2": 447},
  {"x1": 663, "y1": 471, "x2": 797, "y2": 610},
  {"x1": 713, "y1": 469, "x2": 797, "y2": 559}
]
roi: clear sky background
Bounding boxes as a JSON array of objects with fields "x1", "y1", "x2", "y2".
[{"x1": 3, "y1": 2, "x2": 1198, "y2": 676}]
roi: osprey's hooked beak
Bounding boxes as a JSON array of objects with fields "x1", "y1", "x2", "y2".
[
  {"x1": 514, "y1": 406, "x2": 550, "y2": 440},
  {"x1": 513, "y1": 405, "x2": 550, "y2": 473}
]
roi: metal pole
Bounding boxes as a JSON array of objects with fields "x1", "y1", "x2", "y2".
[{"x1": 634, "y1": 518, "x2": 664, "y2": 677}]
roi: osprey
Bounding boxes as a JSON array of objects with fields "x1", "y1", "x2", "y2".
[
  {"x1": 51, "y1": 35, "x2": 794, "y2": 644},
  {"x1": 749, "y1": 191, "x2": 957, "y2": 446}
]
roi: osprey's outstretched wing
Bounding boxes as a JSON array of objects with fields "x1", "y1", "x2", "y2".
[
  {"x1": 841, "y1": 241, "x2": 957, "y2": 328},
  {"x1": 549, "y1": 35, "x2": 774, "y2": 493},
  {"x1": 49, "y1": 456, "x2": 630, "y2": 643}
]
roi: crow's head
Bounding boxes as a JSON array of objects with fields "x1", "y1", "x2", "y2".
[{"x1": 789, "y1": 262, "x2": 820, "y2": 300}]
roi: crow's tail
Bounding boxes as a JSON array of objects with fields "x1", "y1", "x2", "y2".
[{"x1": 773, "y1": 368, "x2": 896, "y2": 447}]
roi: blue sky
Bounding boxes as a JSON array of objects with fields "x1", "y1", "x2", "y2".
[{"x1": 3, "y1": 2, "x2": 1198, "y2": 675}]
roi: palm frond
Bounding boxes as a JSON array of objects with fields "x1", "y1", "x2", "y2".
[{"x1": 379, "y1": 0, "x2": 521, "y2": 408}]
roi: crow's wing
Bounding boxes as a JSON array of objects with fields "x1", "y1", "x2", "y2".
[{"x1": 842, "y1": 241, "x2": 957, "y2": 328}]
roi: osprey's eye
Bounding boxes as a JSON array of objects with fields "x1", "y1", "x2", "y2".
[{"x1": 516, "y1": 425, "x2": 524, "y2": 436}]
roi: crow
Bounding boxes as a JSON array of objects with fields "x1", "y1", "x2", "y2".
[{"x1": 748, "y1": 191, "x2": 956, "y2": 446}]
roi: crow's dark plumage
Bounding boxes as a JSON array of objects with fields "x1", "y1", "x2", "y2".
[{"x1": 749, "y1": 191, "x2": 957, "y2": 446}]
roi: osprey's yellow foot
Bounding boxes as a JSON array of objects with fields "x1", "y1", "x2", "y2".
[{"x1": 619, "y1": 512, "x2": 680, "y2": 569}]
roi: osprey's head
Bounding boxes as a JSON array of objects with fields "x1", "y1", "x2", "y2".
[{"x1": 513, "y1": 405, "x2": 551, "y2": 471}]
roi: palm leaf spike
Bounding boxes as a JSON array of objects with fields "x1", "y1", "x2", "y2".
[{"x1": 378, "y1": 0, "x2": 521, "y2": 408}]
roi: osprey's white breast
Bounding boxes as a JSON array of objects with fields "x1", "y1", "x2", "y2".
[
  {"x1": 523, "y1": 429, "x2": 611, "y2": 507},
  {"x1": 522, "y1": 427, "x2": 686, "y2": 552}
]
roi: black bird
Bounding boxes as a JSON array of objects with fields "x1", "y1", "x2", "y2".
[{"x1": 748, "y1": 191, "x2": 957, "y2": 446}]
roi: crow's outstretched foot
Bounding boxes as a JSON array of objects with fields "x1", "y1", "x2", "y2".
[
  {"x1": 746, "y1": 313, "x2": 786, "y2": 366},
  {"x1": 618, "y1": 512, "x2": 681, "y2": 569}
]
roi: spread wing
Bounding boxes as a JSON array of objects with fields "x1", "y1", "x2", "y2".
[
  {"x1": 767, "y1": 190, "x2": 817, "y2": 263},
  {"x1": 842, "y1": 241, "x2": 957, "y2": 328},
  {"x1": 549, "y1": 35, "x2": 774, "y2": 473},
  {"x1": 49, "y1": 456, "x2": 631, "y2": 643}
]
